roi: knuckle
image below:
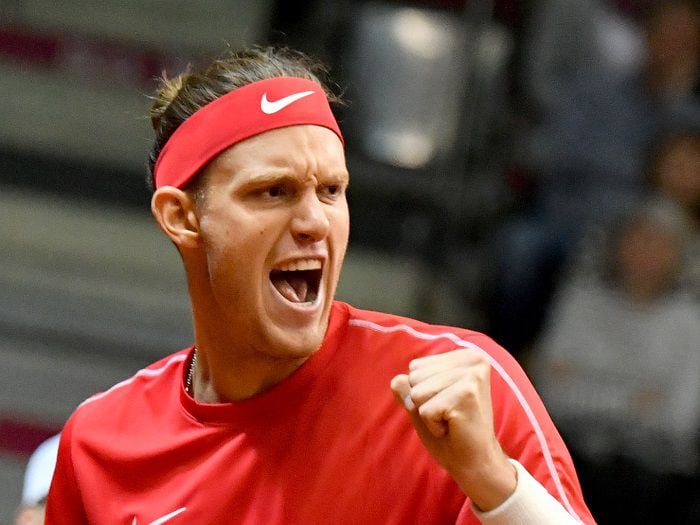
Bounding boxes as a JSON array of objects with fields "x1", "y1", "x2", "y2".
[
  {"x1": 409, "y1": 383, "x2": 433, "y2": 405},
  {"x1": 408, "y1": 357, "x2": 423, "y2": 371},
  {"x1": 417, "y1": 402, "x2": 438, "y2": 420},
  {"x1": 456, "y1": 380, "x2": 479, "y2": 401}
]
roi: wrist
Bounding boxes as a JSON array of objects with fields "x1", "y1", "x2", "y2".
[
  {"x1": 472, "y1": 459, "x2": 580, "y2": 524},
  {"x1": 455, "y1": 452, "x2": 517, "y2": 512}
]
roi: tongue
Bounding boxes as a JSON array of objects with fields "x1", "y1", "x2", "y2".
[{"x1": 272, "y1": 273, "x2": 309, "y2": 303}]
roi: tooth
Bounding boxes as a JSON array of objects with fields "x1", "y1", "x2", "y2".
[
  {"x1": 277, "y1": 259, "x2": 321, "y2": 272},
  {"x1": 299, "y1": 259, "x2": 320, "y2": 270}
]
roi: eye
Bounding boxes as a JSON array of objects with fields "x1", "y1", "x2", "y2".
[
  {"x1": 319, "y1": 184, "x2": 344, "y2": 200},
  {"x1": 263, "y1": 185, "x2": 286, "y2": 198}
]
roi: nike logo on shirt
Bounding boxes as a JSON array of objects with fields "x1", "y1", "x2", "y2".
[
  {"x1": 260, "y1": 90, "x2": 315, "y2": 114},
  {"x1": 131, "y1": 507, "x2": 187, "y2": 525}
]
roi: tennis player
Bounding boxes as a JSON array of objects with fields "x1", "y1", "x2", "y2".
[{"x1": 45, "y1": 46, "x2": 595, "y2": 524}]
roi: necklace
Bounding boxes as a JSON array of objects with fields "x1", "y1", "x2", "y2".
[{"x1": 185, "y1": 349, "x2": 197, "y2": 396}]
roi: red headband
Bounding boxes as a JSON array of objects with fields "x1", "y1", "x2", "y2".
[{"x1": 153, "y1": 76, "x2": 344, "y2": 189}]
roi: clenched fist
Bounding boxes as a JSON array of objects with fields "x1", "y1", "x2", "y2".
[{"x1": 390, "y1": 349, "x2": 517, "y2": 512}]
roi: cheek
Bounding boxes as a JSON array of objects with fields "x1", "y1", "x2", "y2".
[
  {"x1": 332, "y1": 206, "x2": 350, "y2": 239},
  {"x1": 203, "y1": 230, "x2": 258, "y2": 281}
]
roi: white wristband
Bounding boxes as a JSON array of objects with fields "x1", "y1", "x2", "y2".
[{"x1": 472, "y1": 459, "x2": 582, "y2": 525}]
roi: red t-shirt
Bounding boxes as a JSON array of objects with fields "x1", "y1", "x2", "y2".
[{"x1": 46, "y1": 301, "x2": 594, "y2": 524}]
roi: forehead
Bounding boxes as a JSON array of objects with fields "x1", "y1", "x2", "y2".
[
  {"x1": 210, "y1": 125, "x2": 346, "y2": 175},
  {"x1": 194, "y1": 127, "x2": 348, "y2": 199}
]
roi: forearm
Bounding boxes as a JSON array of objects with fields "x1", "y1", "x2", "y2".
[
  {"x1": 473, "y1": 460, "x2": 582, "y2": 525},
  {"x1": 451, "y1": 446, "x2": 518, "y2": 512}
]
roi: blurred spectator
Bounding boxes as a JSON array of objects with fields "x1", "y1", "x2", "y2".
[
  {"x1": 530, "y1": 197, "x2": 700, "y2": 523},
  {"x1": 486, "y1": 0, "x2": 700, "y2": 356},
  {"x1": 644, "y1": 0, "x2": 700, "y2": 112},
  {"x1": 647, "y1": 127, "x2": 700, "y2": 297},
  {"x1": 14, "y1": 434, "x2": 60, "y2": 525},
  {"x1": 651, "y1": 129, "x2": 700, "y2": 227}
]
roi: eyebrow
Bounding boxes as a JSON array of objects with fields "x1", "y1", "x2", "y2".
[{"x1": 242, "y1": 169, "x2": 349, "y2": 186}]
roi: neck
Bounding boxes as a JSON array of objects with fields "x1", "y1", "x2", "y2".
[
  {"x1": 184, "y1": 273, "x2": 321, "y2": 402},
  {"x1": 190, "y1": 344, "x2": 310, "y2": 403}
]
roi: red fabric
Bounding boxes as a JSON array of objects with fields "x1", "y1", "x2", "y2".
[
  {"x1": 46, "y1": 302, "x2": 595, "y2": 524},
  {"x1": 153, "y1": 77, "x2": 344, "y2": 189}
]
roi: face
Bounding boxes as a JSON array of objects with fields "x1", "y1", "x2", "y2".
[
  {"x1": 656, "y1": 137, "x2": 700, "y2": 210},
  {"x1": 192, "y1": 125, "x2": 349, "y2": 360},
  {"x1": 647, "y1": 4, "x2": 700, "y2": 72},
  {"x1": 616, "y1": 217, "x2": 681, "y2": 301}
]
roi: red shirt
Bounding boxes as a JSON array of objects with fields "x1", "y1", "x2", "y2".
[{"x1": 46, "y1": 302, "x2": 594, "y2": 524}]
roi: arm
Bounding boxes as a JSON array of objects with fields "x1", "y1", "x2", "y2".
[
  {"x1": 45, "y1": 418, "x2": 89, "y2": 524},
  {"x1": 471, "y1": 459, "x2": 584, "y2": 525},
  {"x1": 390, "y1": 348, "x2": 591, "y2": 524}
]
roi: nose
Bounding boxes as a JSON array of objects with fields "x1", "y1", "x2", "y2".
[{"x1": 290, "y1": 190, "x2": 330, "y2": 243}]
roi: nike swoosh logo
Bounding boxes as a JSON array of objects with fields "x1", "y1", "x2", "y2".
[
  {"x1": 260, "y1": 90, "x2": 315, "y2": 114},
  {"x1": 131, "y1": 507, "x2": 187, "y2": 525}
]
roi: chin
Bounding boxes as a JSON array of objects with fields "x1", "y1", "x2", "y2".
[
  {"x1": 264, "y1": 321, "x2": 327, "y2": 361},
  {"x1": 261, "y1": 286, "x2": 333, "y2": 355}
]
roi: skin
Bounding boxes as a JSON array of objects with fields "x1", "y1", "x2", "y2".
[
  {"x1": 646, "y1": 2, "x2": 700, "y2": 96},
  {"x1": 616, "y1": 216, "x2": 682, "y2": 303},
  {"x1": 391, "y1": 353, "x2": 517, "y2": 512},
  {"x1": 655, "y1": 137, "x2": 700, "y2": 215},
  {"x1": 15, "y1": 505, "x2": 45, "y2": 525},
  {"x1": 152, "y1": 123, "x2": 516, "y2": 512},
  {"x1": 152, "y1": 125, "x2": 350, "y2": 402}
]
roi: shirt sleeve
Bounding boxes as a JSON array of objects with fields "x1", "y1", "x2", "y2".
[
  {"x1": 473, "y1": 460, "x2": 583, "y2": 525},
  {"x1": 469, "y1": 334, "x2": 597, "y2": 524},
  {"x1": 45, "y1": 417, "x2": 89, "y2": 524}
]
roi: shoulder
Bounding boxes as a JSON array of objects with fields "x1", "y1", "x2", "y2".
[
  {"x1": 333, "y1": 304, "x2": 592, "y2": 522},
  {"x1": 334, "y1": 301, "x2": 512, "y2": 362},
  {"x1": 67, "y1": 349, "x2": 190, "y2": 430}
]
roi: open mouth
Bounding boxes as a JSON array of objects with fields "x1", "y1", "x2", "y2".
[{"x1": 270, "y1": 259, "x2": 323, "y2": 305}]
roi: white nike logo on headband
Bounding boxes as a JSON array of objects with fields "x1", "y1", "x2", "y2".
[{"x1": 260, "y1": 90, "x2": 315, "y2": 114}]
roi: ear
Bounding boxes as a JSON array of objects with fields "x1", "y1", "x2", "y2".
[{"x1": 151, "y1": 187, "x2": 201, "y2": 249}]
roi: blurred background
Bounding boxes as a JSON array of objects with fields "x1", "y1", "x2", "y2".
[{"x1": 0, "y1": 0, "x2": 698, "y2": 523}]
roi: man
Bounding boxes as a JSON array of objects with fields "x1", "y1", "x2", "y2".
[
  {"x1": 16, "y1": 434, "x2": 59, "y2": 525},
  {"x1": 46, "y1": 47, "x2": 595, "y2": 524}
]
